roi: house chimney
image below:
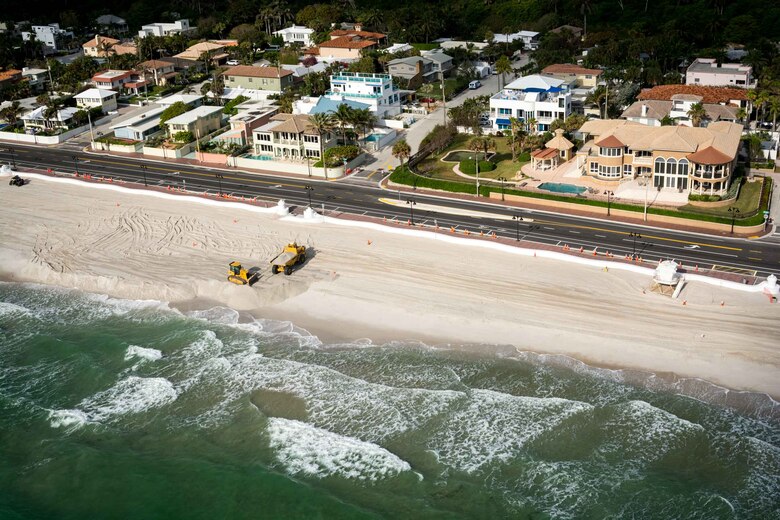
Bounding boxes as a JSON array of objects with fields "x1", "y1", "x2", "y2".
[{"x1": 641, "y1": 104, "x2": 648, "y2": 117}]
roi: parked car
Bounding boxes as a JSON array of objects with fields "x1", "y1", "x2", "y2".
[
  {"x1": 226, "y1": 59, "x2": 240, "y2": 66},
  {"x1": 469, "y1": 80, "x2": 481, "y2": 90}
]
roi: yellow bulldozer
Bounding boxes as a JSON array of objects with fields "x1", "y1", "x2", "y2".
[{"x1": 227, "y1": 261, "x2": 259, "y2": 285}]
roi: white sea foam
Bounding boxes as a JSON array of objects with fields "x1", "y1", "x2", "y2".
[
  {"x1": 187, "y1": 306, "x2": 241, "y2": 325},
  {"x1": 78, "y1": 376, "x2": 178, "y2": 422},
  {"x1": 125, "y1": 345, "x2": 163, "y2": 363},
  {"x1": 426, "y1": 389, "x2": 593, "y2": 473},
  {"x1": 267, "y1": 418, "x2": 412, "y2": 481},
  {"x1": 49, "y1": 409, "x2": 90, "y2": 429},
  {"x1": 0, "y1": 301, "x2": 33, "y2": 317}
]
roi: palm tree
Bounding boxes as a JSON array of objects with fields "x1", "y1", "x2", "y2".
[
  {"x1": 0, "y1": 101, "x2": 25, "y2": 126},
  {"x1": 210, "y1": 74, "x2": 225, "y2": 105},
  {"x1": 508, "y1": 117, "x2": 523, "y2": 161},
  {"x1": 769, "y1": 96, "x2": 780, "y2": 132},
  {"x1": 392, "y1": 139, "x2": 411, "y2": 169},
  {"x1": 494, "y1": 55, "x2": 512, "y2": 92},
  {"x1": 687, "y1": 102, "x2": 707, "y2": 127},
  {"x1": 580, "y1": 0, "x2": 593, "y2": 38},
  {"x1": 333, "y1": 103, "x2": 355, "y2": 144},
  {"x1": 95, "y1": 37, "x2": 116, "y2": 59},
  {"x1": 307, "y1": 113, "x2": 336, "y2": 179},
  {"x1": 735, "y1": 107, "x2": 747, "y2": 129},
  {"x1": 526, "y1": 116, "x2": 538, "y2": 134}
]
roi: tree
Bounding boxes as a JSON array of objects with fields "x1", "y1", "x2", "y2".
[
  {"x1": 201, "y1": 82, "x2": 212, "y2": 96},
  {"x1": 494, "y1": 55, "x2": 512, "y2": 92},
  {"x1": 687, "y1": 102, "x2": 707, "y2": 127},
  {"x1": 660, "y1": 115, "x2": 675, "y2": 126},
  {"x1": 173, "y1": 130, "x2": 195, "y2": 143},
  {"x1": 159, "y1": 101, "x2": 191, "y2": 132},
  {"x1": 333, "y1": 103, "x2": 355, "y2": 144},
  {"x1": 210, "y1": 74, "x2": 225, "y2": 105},
  {"x1": 307, "y1": 112, "x2": 336, "y2": 179},
  {"x1": 392, "y1": 139, "x2": 411, "y2": 168},
  {"x1": 0, "y1": 101, "x2": 24, "y2": 125},
  {"x1": 769, "y1": 96, "x2": 780, "y2": 132}
]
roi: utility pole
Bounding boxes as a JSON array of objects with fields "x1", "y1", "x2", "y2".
[
  {"x1": 87, "y1": 109, "x2": 95, "y2": 143},
  {"x1": 440, "y1": 71, "x2": 447, "y2": 126}
]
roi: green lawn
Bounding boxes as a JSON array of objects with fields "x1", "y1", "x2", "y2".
[
  {"x1": 411, "y1": 43, "x2": 440, "y2": 51},
  {"x1": 679, "y1": 179, "x2": 763, "y2": 217},
  {"x1": 418, "y1": 133, "x2": 529, "y2": 183}
]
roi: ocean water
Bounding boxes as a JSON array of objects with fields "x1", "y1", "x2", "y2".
[{"x1": 1, "y1": 282, "x2": 778, "y2": 520}]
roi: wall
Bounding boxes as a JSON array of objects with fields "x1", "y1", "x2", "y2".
[
  {"x1": 91, "y1": 140, "x2": 142, "y2": 154},
  {"x1": 379, "y1": 118, "x2": 405, "y2": 129},
  {"x1": 489, "y1": 191, "x2": 766, "y2": 234},
  {"x1": 142, "y1": 142, "x2": 194, "y2": 159},
  {"x1": 195, "y1": 151, "x2": 229, "y2": 164},
  {"x1": 0, "y1": 124, "x2": 89, "y2": 144},
  {"x1": 233, "y1": 156, "x2": 347, "y2": 179}
]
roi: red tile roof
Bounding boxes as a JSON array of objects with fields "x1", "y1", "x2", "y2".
[
  {"x1": 319, "y1": 37, "x2": 378, "y2": 50},
  {"x1": 531, "y1": 147, "x2": 558, "y2": 159},
  {"x1": 594, "y1": 135, "x2": 624, "y2": 147},
  {"x1": 542, "y1": 64, "x2": 602, "y2": 76},
  {"x1": 82, "y1": 35, "x2": 120, "y2": 48},
  {"x1": 223, "y1": 65, "x2": 293, "y2": 78},
  {"x1": 329, "y1": 29, "x2": 386, "y2": 40},
  {"x1": 0, "y1": 69, "x2": 22, "y2": 83},
  {"x1": 638, "y1": 85, "x2": 748, "y2": 103},
  {"x1": 686, "y1": 146, "x2": 733, "y2": 165}
]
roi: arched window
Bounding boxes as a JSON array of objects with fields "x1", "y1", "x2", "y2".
[
  {"x1": 666, "y1": 158, "x2": 677, "y2": 176},
  {"x1": 678, "y1": 159, "x2": 689, "y2": 176},
  {"x1": 655, "y1": 157, "x2": 665, "y2": 174}
]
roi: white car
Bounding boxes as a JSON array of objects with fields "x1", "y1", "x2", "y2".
[{"x1": 226, "y1": 59, "x2": 240, "y2": 66}]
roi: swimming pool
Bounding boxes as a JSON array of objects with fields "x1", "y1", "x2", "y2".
[
  {"x1": 365, "y1": 134, "x2": 381, "y2": 142},
  {"x1": 538, "y1": 182, "x2": 587, "y2": 195},
  {"x1": 243, "y1": 154, "x2": 274, "y2": 161}
]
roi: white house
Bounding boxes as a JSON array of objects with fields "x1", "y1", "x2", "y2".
[
  {"x1": 685, "y1": 58, "x2": 755, "y2": 89},
  {"x1": 22, "y1": 106, "x2": 79, "y2": 131},
  {"x1": 111, "y1": 107, "x2": 165, "y2": 141},
  {"x1": 492, "y1": 30, "x2": 540, "y2": 50},
  {"x1": 489, "y1": 75, "x2": 571, "y2": 133},
  {"x1": 327, "y1": 72, "x2": 401, "y2": 119},
  {"x1": 273, "y1": 25, "x2": 314, "y2": 47},
  {"x1": 165, "y1": 105, "x2": 224, "y2": 139},
  {"x1": 383, "y1": 43, "x2": 414, "y2": 54},
  {"x1": 252, "y1": 113, "x2": 337, "y2": 160},
  {"x1": 21, "y1": 23, "x2": 74, "y2": 54},
  {"x1": 138, "y1": 19, "x2": 195, "y2": 38},
  {"x1": 74, "y1": 88, "x2": 118, "y2": 114}
]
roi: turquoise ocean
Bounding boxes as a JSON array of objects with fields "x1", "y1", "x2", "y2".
[{"x1": 1, "y1": 281, "x2": 778, "y2": 519}]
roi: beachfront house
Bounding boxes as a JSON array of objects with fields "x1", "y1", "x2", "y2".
[
  {"x1": 576, "y1": 119, "x2": 742, "y2": 196},
  {"x1": 686, "y1": 58, "x2": 755, "y2": 89},
  {"x1": 622, "y1": 96, "x2": 740, "y2": 127},
  {"x1": 92, "y1": 70, "x2": 134, "y2": 91},
  {"x1": 252, "y1": 113, "x2": 337, "y2": 160},
  {"x1": 21, "y1": 106, "x2": 79, "y2": 131},
  {"x1": 165, "y1": 105, "x2": 224, "y2": 140},
  {"x1": 110, "y1": 107, "x2": 166, "y2": 141},
  {"x1": 489, "y1": 75, "x2": 571, "y2": 133},
  {"x1": 74, "y1": 88, "x2": 118, "y2": 114},
  {"x1": 273, "y1": 25, "x2": 315, "y2": 47},
  {"x1": 327, "y1": 72, "x2": 401, "y2": 119},
  {"x1": 223, "y1": 65, "x2": 294, "y2": 93}
]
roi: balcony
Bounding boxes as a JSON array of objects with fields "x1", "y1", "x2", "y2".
[
  {"x1": 325, "y1": 90, "x2": 382, "y2": 99},
  {"x1": 632, "y1": 156, "x2": 653, "y2": 166},
  {"x1": 691, "y1": 168, "x2": 728, "y2": 180},
  {"x1": 273, "y1": 138, "x2": 300, "y2": 145}
]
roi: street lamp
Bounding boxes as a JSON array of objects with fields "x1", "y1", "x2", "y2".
[
  {"x1": 728, "y1": 206, "x2": 740, "y2": 234},
  {"x1": 629, "y1": 232, "x2": 641, "y2": 258},
  {"x1": 71, "y1": 155, "x2": 79, "y2": 174},
  {"x1": 215, "y1": 173, "x2": 224, "y2": 196},
  {"x1": 604, "y1": 190, "x2": 614, "y2": 216},
  {"x1": 512, "y1": 215, "x2": 523, "y2": 241},
  {"x1": 304, "y1": 184, "x2": 313, "y2": 207},
  {"x1": 497, "y1": 176, "x2": 507, "y2": 201},
  {"x1": 406, "y1": 198, "x2": 416, "y2": 226},
  {"x1": 140, "y1": 164, "x2": 148, "y2": 187},
  {"x1": 306, "y1": 155, "x2": 311, "y2": 177}
]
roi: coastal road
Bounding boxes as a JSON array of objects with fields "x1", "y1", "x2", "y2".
[{"x1": 2, "y1": 144, "x2": 779, "y2": 277}]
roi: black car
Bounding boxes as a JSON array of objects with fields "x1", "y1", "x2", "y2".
[{"x1": 9, "y1": 175, "x2": 25, "y2": 186}]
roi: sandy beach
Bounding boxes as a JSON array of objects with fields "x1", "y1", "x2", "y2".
[{"x1": 1, "y1": 173, "x2": 778, "y2": 397}]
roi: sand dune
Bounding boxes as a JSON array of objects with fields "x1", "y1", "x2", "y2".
[{"x1": 0, "y1": 175, "x2": 778, "y2": 397}]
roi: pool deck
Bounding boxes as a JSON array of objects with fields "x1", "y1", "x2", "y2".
[{"x1": 520, "y1": 161, "x2": 688, "y2": 207}]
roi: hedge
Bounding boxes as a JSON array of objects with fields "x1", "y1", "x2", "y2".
[
  {"x1": 459, "y1": 160, "x2": 495, "y2": 175},
  {"x1": 322, "y1": 145, "x2": 360, "y2": 167},
  {"x1": 390, "y1": 168, "x2": 770, "y2": 227}
]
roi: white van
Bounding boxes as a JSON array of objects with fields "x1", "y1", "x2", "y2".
[{"x1": 469, "y1": 80, "x2": 481, "y2": 90}]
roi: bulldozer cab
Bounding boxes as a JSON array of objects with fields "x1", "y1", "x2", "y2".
[{"x1": 229, "y1": 262, "x2": 242, "y2": 275}]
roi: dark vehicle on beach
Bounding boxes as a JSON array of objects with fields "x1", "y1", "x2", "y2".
[{"x1": 8, "y1": 175, "x2": 25, "y2": 187}]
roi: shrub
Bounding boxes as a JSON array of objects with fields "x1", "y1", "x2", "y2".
[
  {"x1": 518, "y1": 152, "x2": 531, "y2": 162},
  {"x1": 173, "y1": 130, "x2": 194, "y2": 143},
  {"x1": 390, "y1": 166, "x2": 478, "y2": 195},
  {"x1": 323, "y1": 145, "x2": 360, "y2": 167},
  {"x1": 688, "y1": 193, "x2": 722, "y2": 202},
  {"x1": 459, "y1": 159, "x2": 495, "y2": 175},
  {"x1": 160, "y1": 101, "x2": 191, "y2": 125},
  {"x1": 222, "y1": 95, "x2": 249, "y2": 115}
]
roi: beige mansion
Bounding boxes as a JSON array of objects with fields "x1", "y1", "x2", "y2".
[{"x1": 576, "y1": 120, "x2": 742, "y2": 196}]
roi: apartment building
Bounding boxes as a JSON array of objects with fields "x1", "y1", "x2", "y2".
[
  {"x1": 165, "y1": 105, "x2": 224, "y2": 139},
  {"x1": 576, "y1": 119, "x2": 742, "y2": 196},
  {"x1": 74, "y1": 88, "x2": 118, "y2": 113},
  {"x1": 22, "y1": 23, "x2": 74, "y2": 54},
  {"x1": 686, "y1": 58, "x2": 755, "y2": 88},
  {"x1": 252, "y1": 113, "x2": 337, "y2": 159},
  {"x1": 489, "y1": 75, "x2": 571, "y2": 133},
  {"x1": 223, "y1": 65, "x2": 294, "y2": 92},
  {"x1": 327, "y1": 72, "x2": 401, "y2": 119}
]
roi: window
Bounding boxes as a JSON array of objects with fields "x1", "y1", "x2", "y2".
[
  {"x1": 600, "y1": 147, "x2": 621, "y2": 157},
  {"x1": 538, "y1": 111, "x2": 552, "y2": 118},
  {"x1": 248, "y1": 77, "x2": 253, "y2": 83},
  {"x1": 598, "y1": 165, "x2": 620, "y2": 178},
  {"x1": 259, "y1": 144, "x2": 272, "y2": 152},
  {"x1": 306, "y1": 149, "x2": 319, "y2": 157},
  {"x1": 262, "y1": 79, "x2": 268, "y2": 85},
  {"x1": 678, "y1": 159, "x2": 688, "y2": 177},
  {"x1": 585, "y1": 75, "x2": 592, "y2": 79},
  {"x1": 499, "y1": 108, "x2": 512, "y2": 115},
  {"x1": 304, "y1": 135, "x2": 318, "y2": 143},
  {"x1": 228, "y1": 77, "x2": 234, "y2": 82},
  {"x1": 624, "y1": 164, "x2": 632, "y2": 175},
  {"x1": 590, "y1": 161, "x2": 599, "y2": 173},
  {"x1": 654, "y1": 157, "x2": 665, "y2": 174},
  {"x1": 666, "y1": 158, "x2": 677, "y2": 175},
  {"x1": 258, "y1": 133, "x2": 271, "y2": 141}
]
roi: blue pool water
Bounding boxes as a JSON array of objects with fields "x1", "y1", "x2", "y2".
[
  {"x1": 244, "y1": 154, "x2": 274, "y2": 161},
  {"x1": 365, "y1": 134, "x2": 380, "y2": 142},
  {"x1": 538, "y1": 182, "x2": 587, "y2": 195}
]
